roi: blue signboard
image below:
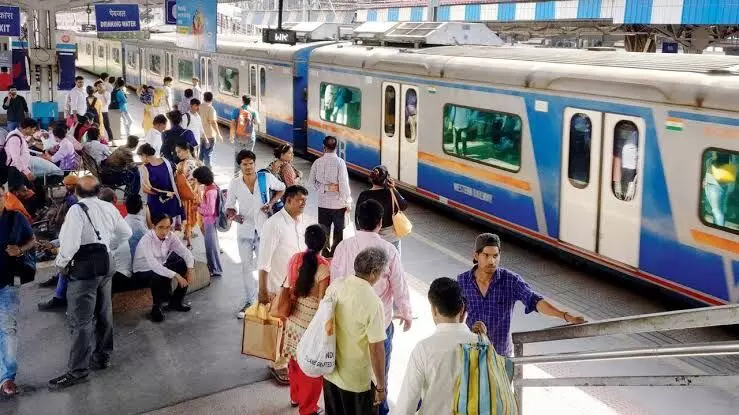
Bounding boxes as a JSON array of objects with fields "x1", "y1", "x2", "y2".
[
  {"x1": 165, "y1": 0, "x2": 177, "y2": 25},
  {"x1": 662, "y1": 42, "x2": 679, "y2": 54},
  {"x1": 0, "y1": 6, "x2": 21, "y2": 37},
  {"x1": 176, "y1": 0, "x2": 217, "y2": 53},
  {"x1": 95, "y1": 4, "x2": 141, "y2": 33}
]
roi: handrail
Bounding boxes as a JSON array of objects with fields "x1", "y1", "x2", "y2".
[{"x1": 511, "y1": 304, "x2": 739, "y2": 413}]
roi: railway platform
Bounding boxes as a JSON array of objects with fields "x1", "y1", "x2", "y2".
[{"x1": 0, "y1": 72, "x2": 737, "y2": 415}]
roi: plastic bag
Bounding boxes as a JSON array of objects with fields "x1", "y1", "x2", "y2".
[{"x1": 296, "y1": 296, "x2": 336, "y2": 378}]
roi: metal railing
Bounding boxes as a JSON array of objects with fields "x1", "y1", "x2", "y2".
[{"x1": 510, "y1": 304, "x2": 739, "y2": 412}]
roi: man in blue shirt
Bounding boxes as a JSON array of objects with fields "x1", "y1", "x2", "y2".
[
  {"x1": 455, "y1": 233, "x2": 584, "y2": 356},
  {"x1": 0, "y1": 186, "x2": 36, "y2": 396},
  {"x1": 161, "y1": 110, "x2": 197, "y2": 166}
]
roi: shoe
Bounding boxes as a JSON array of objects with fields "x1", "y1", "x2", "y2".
[
  {"x1": 0, "y1": 380, "x2": 18, "y2": 397},
  {"x1": 167, "y1": 302, "x2": 192, "y2": 312},
  {"x1": 38, "y1": 275, "x2": 59, "y2": 288},
  {"x1": 38, "y1": 297, "x2": 67, "y2": 311},
  {"x1": 237, "y1": 303, "x2": 252, "y2": 319},
  {"x1": 90, "y1": 357, "x2": 111, "y2": 371},
  {"x1": 48, "y1": 373, "x2": 88, "y2": 389},
  {"x1": 150, "y1": 306, "x2": 165, "y2": 323}
]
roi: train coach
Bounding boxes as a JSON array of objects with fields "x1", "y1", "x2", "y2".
[{"x1": 75, "y1": 23, "x2": 739, "y2": 306}]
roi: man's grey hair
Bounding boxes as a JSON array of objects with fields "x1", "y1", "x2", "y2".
[{"x1": 354, "y1": 247, "x2": 389, "y2": 279}]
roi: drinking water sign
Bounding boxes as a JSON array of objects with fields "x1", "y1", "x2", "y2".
[{"x1": 95, "y1": 4, "x2": 141, "y2": 33}]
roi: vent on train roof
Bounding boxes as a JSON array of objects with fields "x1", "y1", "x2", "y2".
[
  {"x1": 417, "y1": 46, "x2": 739, "y2": 74},
  {"x1": 350, "y1": 21, "x2": 502, "y2": 48}
]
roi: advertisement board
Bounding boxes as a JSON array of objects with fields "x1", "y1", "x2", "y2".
[{"x1": 176, "y1": 0, "x2": 217, "y2": 53}]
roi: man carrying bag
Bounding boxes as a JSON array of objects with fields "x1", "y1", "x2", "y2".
[{"x1": 49, "y1": 176, "x2": 132, "y2": 389}]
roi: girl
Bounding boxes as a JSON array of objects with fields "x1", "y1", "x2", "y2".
[
  {"x1": 193, "y1": 166, "x2": 223, "y2": 277},
  {"x1": 282, "y1": 224, "x2": 330, "y2": 414}
]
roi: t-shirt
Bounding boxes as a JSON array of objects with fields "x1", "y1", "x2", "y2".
[
  {"x1": 201, "y1": 103, "x2": 218, "y2": 139},
  {"x1": 324, "y1": 276, "x2": 387, "y2": 393},
  {"x1": 0, "y1": 209, "x2": 34, "y2": 288},
  {"x1": 184, "y1": 112, "x2": 204, "y2": 143}
]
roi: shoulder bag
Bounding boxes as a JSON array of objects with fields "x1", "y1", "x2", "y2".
[
  {"x1": 62, "y1": 202, "x2": 110, "y2": 280},
  {"x1": 390, "y1": 189, "x2": 412, "y2": 238}
]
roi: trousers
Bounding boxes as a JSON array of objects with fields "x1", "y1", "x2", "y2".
[
  {"x1": 323, "y1": 379, "x2": 376, "y2": 415},
  {"x1": 318, "y1": 207, "x2": 346, "y2": 257},
  {"x1": 203, "y1": 222, "x2": 223, "y2": 276},
  {"x1": 0, "y1": 286, "x2": 19, "y2": 384},
  {"x1": 66, "y1": 274, "x2": 114, "y2": 378},
  {"x1": 237, "y1": 230, "x2": 259, "y2": 307},
  {"x1": 289, "y1": 358, "x2": 323, "y2": 415},
  {"x1": 101, "y1": 112, "x2": 113, "y2": 141},
  {"x1": 378, "y1": 323, "x2": 394, "y2": 415}
]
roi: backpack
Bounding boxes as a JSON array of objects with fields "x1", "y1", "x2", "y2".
[
  {"x1": 85, "y1": 97, "x2": 99, "y2": 124},
  {"x1": 257, "y1": 169, "x2": 284, "y2": 216},
  {"x1": 235, "y1": 107, "x2": 254, "y2": 137},
  {"x1": 0, "y1": 132, "x2": 23, "y2": 185},
  {"x1": 215, "y1": 186, "x2": 232, "y2": 232},
  {"x1": 453, "y1": 335, "x2": 518, "y2": 415},
  {"x1": 182, "y1": 112, "x2": 191, "y2": 128}
]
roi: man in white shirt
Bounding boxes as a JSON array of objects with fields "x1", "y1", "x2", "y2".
[
  {"x1": 257, "y1": 184, "x2": 308, "y2": 384},
  {"x1": 144, "y1": 114, "x2": 167, "y2": 157},
  {"x1": 49, "y1": 176, "x2": 132, "y2": 389},
  {"x1": 69, "y1": 76, "x2": 88, "y2": 117},
  {"x1": 225, "y1": 150, "x2": 285, "y2": 318},
  {"x1": 308, "y1": 135, "x2": 352, "y2": 257},
  {"x1": 184, "y1": 98, "x2": 206, "y2": 158},
  {"x1": 162, "y1": 77, "x2": 173, "y2": 112},
  {"x1": 396, "y1": 277, "x2": 486, "y2": 415},
  {"x1": 192, "y1": 77, "x2": 202, "y2": 101},
  {"x1": 94, "y1": 80, "x2": 113, "y2": 141}
]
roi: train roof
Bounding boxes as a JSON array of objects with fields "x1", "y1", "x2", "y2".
[{"x1": 310, "y1": 44, "x2": 739, "y2": 112}]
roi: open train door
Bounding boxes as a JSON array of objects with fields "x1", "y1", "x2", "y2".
[{"x1": 380, "y1": 82, "x2": 401, "y2": 180}]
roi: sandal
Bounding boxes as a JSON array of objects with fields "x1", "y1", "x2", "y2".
[{"x1": 269, "y1": 367, "x2": 289, "y2": 385}]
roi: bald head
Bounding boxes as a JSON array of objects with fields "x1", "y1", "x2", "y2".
[{"x1": 76, "y1": 176, "x2": 101, "y2": 199}]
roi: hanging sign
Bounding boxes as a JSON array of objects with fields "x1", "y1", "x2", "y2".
[
  {"x1": 95, "y1": 4, "x2": 141, "y2": 33},
  {"x1": 165, "y1": 0, "x2": 177, "y2": 25},
  {"x1": 0, "y1": 6, "x2": 20, "y2": 37}
]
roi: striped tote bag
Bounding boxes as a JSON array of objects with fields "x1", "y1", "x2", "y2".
[{"x1": 453, "y1": 335, "x2": 518, "y2": 415}]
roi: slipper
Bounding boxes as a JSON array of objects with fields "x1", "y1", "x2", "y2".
[{"x1": 269, "y1": 367, "x2": 289, "y2": 385}]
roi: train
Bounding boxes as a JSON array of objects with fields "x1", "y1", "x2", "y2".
[{"x1": 72, "y1": 22, "x2": 739, "y2": 306}]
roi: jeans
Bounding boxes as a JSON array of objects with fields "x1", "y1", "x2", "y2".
[
  {"x1": 66, "y1": 274, "x2": 114, "y2": 378},
  {"x1": 234, "y1": 139, "x2": 255, "y2": 174},
  {"x1": 120, "y1": 111, "x2": 133, "y2": 136},
  {"x1": 199, "y1": 138, "x2": 215, "y2": 167},
  {"x1": 378, "y1": 323, "x2": 395, "y2": 415},
  {"x1": 101, "y1": 112, "x2": 113, "y2": 141},
  {"x1": 238, "y1": 230, "x2": 259, "y2": 307},
  {"x1": 318, "y1": 208, "x2": 346, "y2": 257},
  {"x1": 704, "y1": 181, "x2": 735, "y2": 227},
  {"x1": 203, "y1": 222, "x2": 223, "y2": 276},
  {"x1": 6, "y1": 121, "x2": 18, "y2": 132},
  {"x1": 0, "y1": 286, "x2": 19, "y2": 384},
  {"x1": 55, "y1": 273, "x2": 68, "y2": 299},
  {"x1": 30, "y1": 156, "x2": 63, "y2": 179}
]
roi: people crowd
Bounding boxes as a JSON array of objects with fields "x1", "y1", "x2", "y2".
[{"x1": 0, "y1": 73, "x2": 586, "y2": 415}]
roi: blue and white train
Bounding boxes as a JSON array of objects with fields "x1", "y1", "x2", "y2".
[{"x1": 74, "y1": 24, "x2": 739, "y2": 306}]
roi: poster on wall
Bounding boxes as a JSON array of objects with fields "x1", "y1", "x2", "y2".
[{"x1": 176, "y1": 0, "x2": 217, "y2": 53}]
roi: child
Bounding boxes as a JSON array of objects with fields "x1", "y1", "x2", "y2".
[{"x1": 192, "y1": 166, "x2": 223, "y2": 278}]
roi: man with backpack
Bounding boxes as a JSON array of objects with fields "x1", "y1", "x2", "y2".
[
  {"x1": 225, "y1": 150, "x2": 285, "y2": 319},
  {"x1": 229, "y1": 95, "x2": 260, "y2": 174},
  {"x1": 161, "y1": 111, "x2": 197, "y2": 165}
]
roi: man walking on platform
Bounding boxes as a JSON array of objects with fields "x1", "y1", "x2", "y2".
[
  {"x1": 456, "y1": 233, "x2": 585, "y2": 357},
  {"x1": 199, "y1": 92, "x2": 221, "y2": 167},
  {"x1": 308, "y1": 136, "x2": 352, "y2": 258},
  {"x1": 49, "y1": 176, "x2": 132, "y2": 389},
  {"x1": 229, "y1": 95, "x2": 260, "y2": 174},
  {"x1": 69, "y1": 76, "x2": 87, "y2": 118},
  {"x1": 225, "y1": 150, "x2": 285, "y2": 318}
]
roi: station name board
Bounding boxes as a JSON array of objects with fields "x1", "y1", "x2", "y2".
[{"x1": 263, "y1": 28, "x2": 297, "y2": 45}]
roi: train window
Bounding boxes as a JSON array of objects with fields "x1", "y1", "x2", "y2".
[
  {"x1": 86, "y1": 44, "x2": 92, "y2": 56},
  {"x1": 319, "y1": 82, "x2": 361, "y2": 130},
  {"x1": 611, "y1": 121, "x2": 639, "y2": 201},
  {"x1": 568, "y1": 114, "x2": 592, "y2": 189},
  {"x1": 178, "y1": 60, "x2": 194, "y2": 83},
  {"x1": 384, "y1": 85, "x2": 396, "y2": 137},
  {"x1": 218, "y1": 66, "x2": 239, "y2": 96},
  {"x1": 150, "y1": 54, "x2": 162, "y2": 75},
  {"x1": 98, "y1": 46, "x2": 105, "y2": 59},
  {"x1": 700, "y1": 148, "x2": 739, "y2": 234},
  {"x1": 404, "y1": 88, "x2": 417, "y2": 143},
  {"x1": 112, "y1": 48, "x2": 120, "y2": 64},
  {"x1": 127, "y1": 51, "x2": 136, "y2": 69},
  {"x1": 249, "y1": 66, "x2": 257, "y2": 97},
  {"x1": 260, "y1": 67, "x2": 266, "y2": 97},
  {"x1": 442, "y1": 104, "x2": 522, "y2": 172}
]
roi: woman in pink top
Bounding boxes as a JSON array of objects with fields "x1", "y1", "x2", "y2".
[{"x1": 193, "y1": 166, "x2": 223, "y2": 277}]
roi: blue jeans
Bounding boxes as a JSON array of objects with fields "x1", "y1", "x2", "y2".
[
  {"x1": 378, "y1": 323, "x2": 395, "y2": 415},
  {"x1": 55, "y1": 273, "x2": 68, "y2": 299},
  {"x1": 6, "y1": 121, "x2": 18, "y2": 132},
  {"x1": 238, "y1": 230, "x2": 259, "y2": 307},
  {"x1": 204, "y1": 222, "x2": 223, "y2": 276},
  {"x1": 704, "y1": 181, "x2": 735, "y2": 227},
  {"x1": 0, "y1": 286, "x2": 20, "y2": 384},
  {"x1": 199, "y1": 138, "x2": 215, "y2": 167}
]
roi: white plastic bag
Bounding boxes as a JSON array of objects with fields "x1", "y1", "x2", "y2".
[{"x1": 296, "y1": 296, "x2": 336, "y2": 378}]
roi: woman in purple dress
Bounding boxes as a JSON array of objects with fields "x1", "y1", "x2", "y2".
[{"x1": 137, "y1": 143, "x2": 183, "y2": 220}]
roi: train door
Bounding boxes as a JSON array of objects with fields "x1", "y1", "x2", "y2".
[
  {"x1": 249, "y1": 64, "x2": 265, "y2": 133},
  {"x1": 559, "y1": 109, "x2": 646, "y2": 267},
  {"x1": 200, "y1": 57, "x2": 211, "y2": 92},
  {"x1": 164, "y1": 52, "x2": 173, "y2": 79},
  {"x1": 380, "y1": 82, "x2": 419, "y2": 186}
]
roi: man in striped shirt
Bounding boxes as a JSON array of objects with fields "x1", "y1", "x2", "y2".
[{"x1": 307, "y1": 136, "x2": 352, "y2": 258}]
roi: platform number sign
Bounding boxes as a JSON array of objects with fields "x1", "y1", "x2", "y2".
[{"x1": 0, "y1": 6, "x2": 20, "y2": 37}]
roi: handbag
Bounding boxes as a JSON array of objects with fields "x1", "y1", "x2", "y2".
[
  {"x1": 390, "y1": 189, "x2": 412, "y2": 238},
  {"x1": 241, "y1": 303, "x2": 284, "y2": 362},
  {"x1": 61, "y1": 203, "x2": 110, "y2": 280},
  {"x1": 175, "y1": 172, "x2": 196, "y2": 201}
]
